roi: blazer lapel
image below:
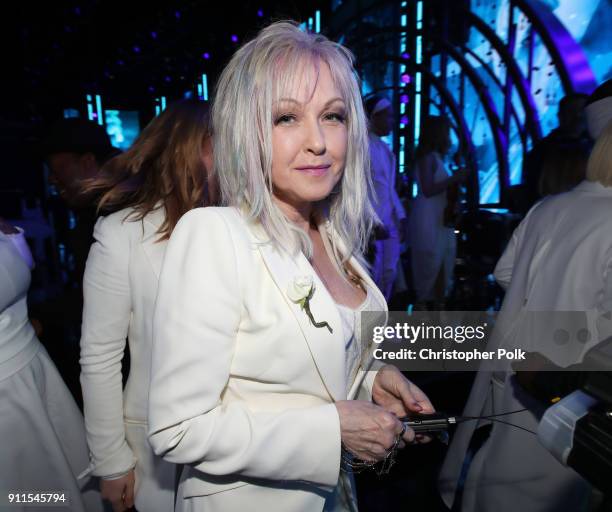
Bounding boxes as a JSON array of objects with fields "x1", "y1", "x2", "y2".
[
  {"x1": 141, "y1": 207, "x2": 167, "y2": 279},
  {"x1": 257, "y1": 239, "x2": 346, "y2": 402}
]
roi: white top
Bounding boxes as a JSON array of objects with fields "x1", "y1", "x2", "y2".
[
  {"x1": 492, "y1": 179, "x2": 612, "y2": 366},
  {"x1": 0, "y1": 231, "x2": 38, "y2": 380},
  {"x1": 335, "y1": 289, "x2": 378, "y2": 396}
]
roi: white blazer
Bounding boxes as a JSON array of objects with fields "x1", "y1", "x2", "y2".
[
  {"x1": 439, "y1": 180, "x2": 612, "y2": 512},
  {"x1": 148, "y1": 207, "x2": 386, "y2": 511},
  {"x1": 80, "y1": 206, "x2": 175, "y2": 511}
]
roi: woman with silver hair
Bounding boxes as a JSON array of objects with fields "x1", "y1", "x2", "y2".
[{"x1": 148, "y1": 21, "x2": 434, "y2": 512}]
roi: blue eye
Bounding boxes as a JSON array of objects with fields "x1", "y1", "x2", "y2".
[{"x1": 324, "y1": 112, "x2": 346, "y2": 123}]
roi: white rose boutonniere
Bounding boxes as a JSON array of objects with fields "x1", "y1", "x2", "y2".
[{"x1": 287, "y1": 275, "x2": 333, "y2": 333}]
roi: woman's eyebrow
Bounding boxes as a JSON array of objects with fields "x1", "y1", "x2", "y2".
[
  {"x1": 275, "y1": 98, "x2": 301, "y2": 105},
  {"x1": 323, "y1": 97, "x2": 346, "y2": 108},
  {"x1": 274, "y1": 97, "x2": 345, "y2": 108}
]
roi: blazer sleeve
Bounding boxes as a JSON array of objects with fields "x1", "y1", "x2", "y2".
[
  {"x1": 494, "y1": 204, "x2": 541, "y2": 290},
  {"x1": 80, "y1": 215, "x2": 137, "y2": 478},
  {"x1": 148, "y1": 208, "x2": 341, "y2": 488}
]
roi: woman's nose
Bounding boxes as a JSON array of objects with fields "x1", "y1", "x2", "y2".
[{"x1": 304, "y1": 119, "x2": 326, "y2": 155}]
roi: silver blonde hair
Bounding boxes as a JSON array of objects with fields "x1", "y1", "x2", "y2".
[
  {"x1": 586, "y1": 120, "x2": 612, "y2": 187},
  {"x1": 211, "y1": 21, "x2": 375, "y2": 262}
]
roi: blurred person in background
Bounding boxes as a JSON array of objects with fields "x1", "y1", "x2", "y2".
[
  {"x1": 365, "y1": 95, "x2": 407, "y2": 301},
  {"x1": 522, "y1": 93, "x2": 591, "y2": 210},
  {"x1": 538, "y1": 143, "x2": 589, "y2": 198},
  {"x1": 0, "y1": 219, "x2": 103, "y2": 512},
  {"x1": 78, "y1": 99, "x2": 214, "y2": 512},
  {"x1": 409, "y1": 116, "x2": 466, "y2": 308},
  {"x1": 439, "y1": 117, "x2": 612, "y2": 512}
]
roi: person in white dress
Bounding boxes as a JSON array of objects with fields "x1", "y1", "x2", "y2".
[
  {"x1": 147, "y1": 21, "x2": 435, "y2": 512},
  {"x1": 365, "y1": 96, "x2": 407, "y2": 301},
  {"x1": 409, "y1": 116, "x2": 466, "y2": 305},
  {"x1": 0, "y1": 221, "x2": 102, "y2": 512},
  {"x1": 79, "y1": 99, "x2": 214, "y2": 512},
  {"x1": 439, "y1": 121, "x2": 612, "y2": 511}
]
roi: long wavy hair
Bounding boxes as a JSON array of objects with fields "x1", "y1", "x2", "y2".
[
  {"x1": 211, "y1": 21, "x2": 375, "y2": 263},
  {"x1": 86, "y1": 99, "x2": 212, "y2": 240}
]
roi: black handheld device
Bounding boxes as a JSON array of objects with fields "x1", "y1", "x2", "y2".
[{"x1": 400, "y1": 412, "x2": 456, "y2": 432}]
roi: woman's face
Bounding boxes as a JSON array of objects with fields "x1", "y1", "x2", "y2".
[{"x1": 270, "y1": 62, "x2": 348, "y2": 214}]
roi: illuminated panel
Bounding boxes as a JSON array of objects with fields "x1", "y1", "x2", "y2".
[
  {"x1": 414, "y1": 0, "x2": 423, "y2": 145},
  {"x1": 104, "y1": 110, "x2": 140, "y2": 150},
  {"x1": 95, "y1": 95, "x2": 103, "y2": 126},
  {"x1": 315, "y1": 10, "x2": 321, "y2": 33},
  {"x1": 202, "y1": 74, "x2": 209, "y2": 101}
]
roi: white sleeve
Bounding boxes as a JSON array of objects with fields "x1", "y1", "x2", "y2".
[
  {"x1": 80, "y1": 215, "x2": 136, "y2": 477},
  {"x1": 148, "y1": 208, "x2": 341, "y2": 488},
  {"x1": 494, "y1": 228, "x2": 519, "y2": 291}
]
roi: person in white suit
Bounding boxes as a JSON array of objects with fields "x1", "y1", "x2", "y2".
[
  {"x1": 439, "y1": 121, "x2": 612, "y2": 512},
  {"x1": 0, "y1": 222, "x2": 103, "y2": 512},
  {"x1": 365, "y1": 95, "x2": 407, "y2": 301},
  {"x1": 79, "y1": 100, "x2": 214, "y2": 512},
  {"x1": 148, "y1": 21, "x2": 435, "y2": 512}
]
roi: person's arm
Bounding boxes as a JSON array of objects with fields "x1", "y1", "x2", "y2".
[
  {"x1": 418, "y1": 154, "x2": 464, "y2": 198},
  {"x1": 386, "y1": 152, "x2": 407, "y2": 222},
  {"x1": 148, "y1": 209, "x2": 342, "y2": 488},
  {"x1": 493, "y1": 205, "x2": 540, "y2": 290},
  {"x1": 493, "y1": 227, "x2": 519, "y2": 291},
  {"x1": 80, "y1": 215, "x2": 136, "y2": 479}
]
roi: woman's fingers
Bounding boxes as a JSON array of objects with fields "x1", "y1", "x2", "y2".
[
  {"x1": 336, "y1": 400, "x2": 405, "y2": 462},
  {"x1": 100, "y1": 470, "x2": 135, "y2": 512}
]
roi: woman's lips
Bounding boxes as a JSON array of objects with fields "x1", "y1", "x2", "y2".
[{"x1": 295, "y1": 165, "x2": 331, "y2": 176}]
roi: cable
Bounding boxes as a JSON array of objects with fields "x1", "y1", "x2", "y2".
[
  {"x1": 459, "y1": 408, "x2": 528, "y2": 421},
  {"x1": 485, "y1": 418, "x2": 537, "y2": 435},
  {"x1": 454, "y1": 411, "x2": 537, "y2": 436}
]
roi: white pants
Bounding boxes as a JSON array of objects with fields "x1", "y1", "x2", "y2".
[{"x1": 411, "y1": 227, "x2": 456, "y2": 302}]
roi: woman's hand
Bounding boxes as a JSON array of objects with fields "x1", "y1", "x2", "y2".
[
  {"x1": 372, "y1": 365, "x2": 435, "y2": 417},
  {"x1": 100, "y1": 470, "x2": 135, "y2": 512},
  {"x1": 335, "y1": 400, "x2": 414, "y2": 462}
]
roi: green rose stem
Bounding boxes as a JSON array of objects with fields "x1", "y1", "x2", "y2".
[{"x1": 300, "y1": 295, "x2": 333, "y2": 334}]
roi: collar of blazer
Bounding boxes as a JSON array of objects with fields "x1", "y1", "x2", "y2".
[
  {"x1": 574, "y1": 179, "x2": 612, "y2": 195},
  {"x1": 253, "y1": 211, "x2": 387, "y2": 402},
  {"x1": 140, "y1": 205, "x2": 168, "y2": 279}
]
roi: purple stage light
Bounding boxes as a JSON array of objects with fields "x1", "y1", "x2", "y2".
[
  {"x1": 400, "y1": 115, "x2": 409, "y2": 124},
  {"x1": 231, "y1": 35, "x2": 239, "y2": 43},
  {"x1": 117, "y1": 59, "x2": 125, "y2": 66},
  {"x1": 151, "y1": 31, "x2": 157, "y2": 39},
  {"x1": 148, "y1": 86, "x2": 155, "y2": 92},
  {"x1": 400, "y1": 94, "x2": 409, "y2": 104},
  {"x1": 133, "y1": 46, "x2": 141, "y2": 53},
  {"x1": 175, "y1": 10, "x2": 181, "y2": 19},
  {"x1": 165, "y1": 76, "x2": 171, "y2": 83},
  {"x1": 202, "y1": 52, "x2": 210, "y2": 59},
  {"x1": 401, "y1": 74, "x2": 411, "y2": 84},
  {"x1": 257, "y1": 9, "x2": 264, "y2": 17},
  {"x1": 401, "y1": 52, "x2": 410, "y2": 59}
]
